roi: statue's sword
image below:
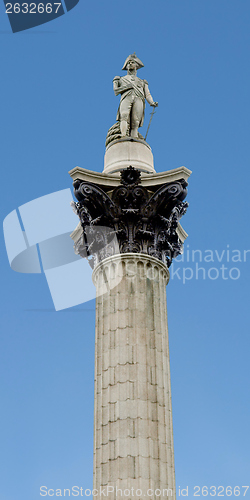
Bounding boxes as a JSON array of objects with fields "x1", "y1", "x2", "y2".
[{"x1": 144, "y1": 106, "x2": 157, "y2": 141}]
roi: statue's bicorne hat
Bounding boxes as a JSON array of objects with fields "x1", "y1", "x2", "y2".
[{"x1": 122, "y1": 53, "x2": 144, "y2": 70}]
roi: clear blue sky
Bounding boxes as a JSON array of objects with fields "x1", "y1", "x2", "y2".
[{"x1": 1, "y1": 1, "x2": 250, "y2": 499}]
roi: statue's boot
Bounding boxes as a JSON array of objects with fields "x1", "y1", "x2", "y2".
[
  {"x1": 130, "y1": 117, "x2": 140, "y2": 138},
  {"x1": 120, "y1": 120, "x2": 128, "y2": 137},
  {"x1": 130, "y1": 127, "x2": 139, "y2": 138}
]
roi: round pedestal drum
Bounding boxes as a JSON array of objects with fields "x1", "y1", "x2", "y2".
[{"x1": 103, "y1": 138, "x2": 156, "y2": 175}]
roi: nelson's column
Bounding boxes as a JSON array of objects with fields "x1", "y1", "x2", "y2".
[{"x1": 69, "y1": 53, "x2": 191, "y2": 499}]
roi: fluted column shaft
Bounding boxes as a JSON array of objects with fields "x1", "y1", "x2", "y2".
[{"x1": 92, "y1": 253, "x2": 175, "y2": 500}]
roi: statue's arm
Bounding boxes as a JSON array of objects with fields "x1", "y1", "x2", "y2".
[
  {"x1": 113, "y1": 76, "x2": 122, "y2": 96},
  {"x1": 113, "y1": 76, "x2": 133, "y2": 96},
  {"x1": 144, "y1": 80, "x2": 158, "y2": 107}
]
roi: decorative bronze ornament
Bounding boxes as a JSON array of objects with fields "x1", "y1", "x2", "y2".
[{"x1": 72, "y1": 166, "x2": 188, "y2": 269}]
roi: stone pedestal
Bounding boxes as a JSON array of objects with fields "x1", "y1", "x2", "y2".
[
  {"x1": 104, "y1": 138, "x2": 155, "y2": 175},
  {"x1": 92, "y1": 254, "x2": 175, "y2": 499}
]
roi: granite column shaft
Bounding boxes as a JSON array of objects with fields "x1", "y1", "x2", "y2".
[{"x1": 92, "y1": 253, "x2": 175, "y2": 500}]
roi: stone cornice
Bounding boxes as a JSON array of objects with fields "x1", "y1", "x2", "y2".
[{"x1": 69, "y1": 165, "x2": 192, "y2": 190}]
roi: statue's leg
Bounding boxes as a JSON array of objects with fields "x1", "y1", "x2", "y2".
[
  {"x1": 130, "y1": 97, "x2": 144, "y2": 138},
  {"x1": 119, "y1": 96, "x2": 132, "y2": 137},
  {"x1": 120, "y1": 120, "x2": 127, "y2": 137}
]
